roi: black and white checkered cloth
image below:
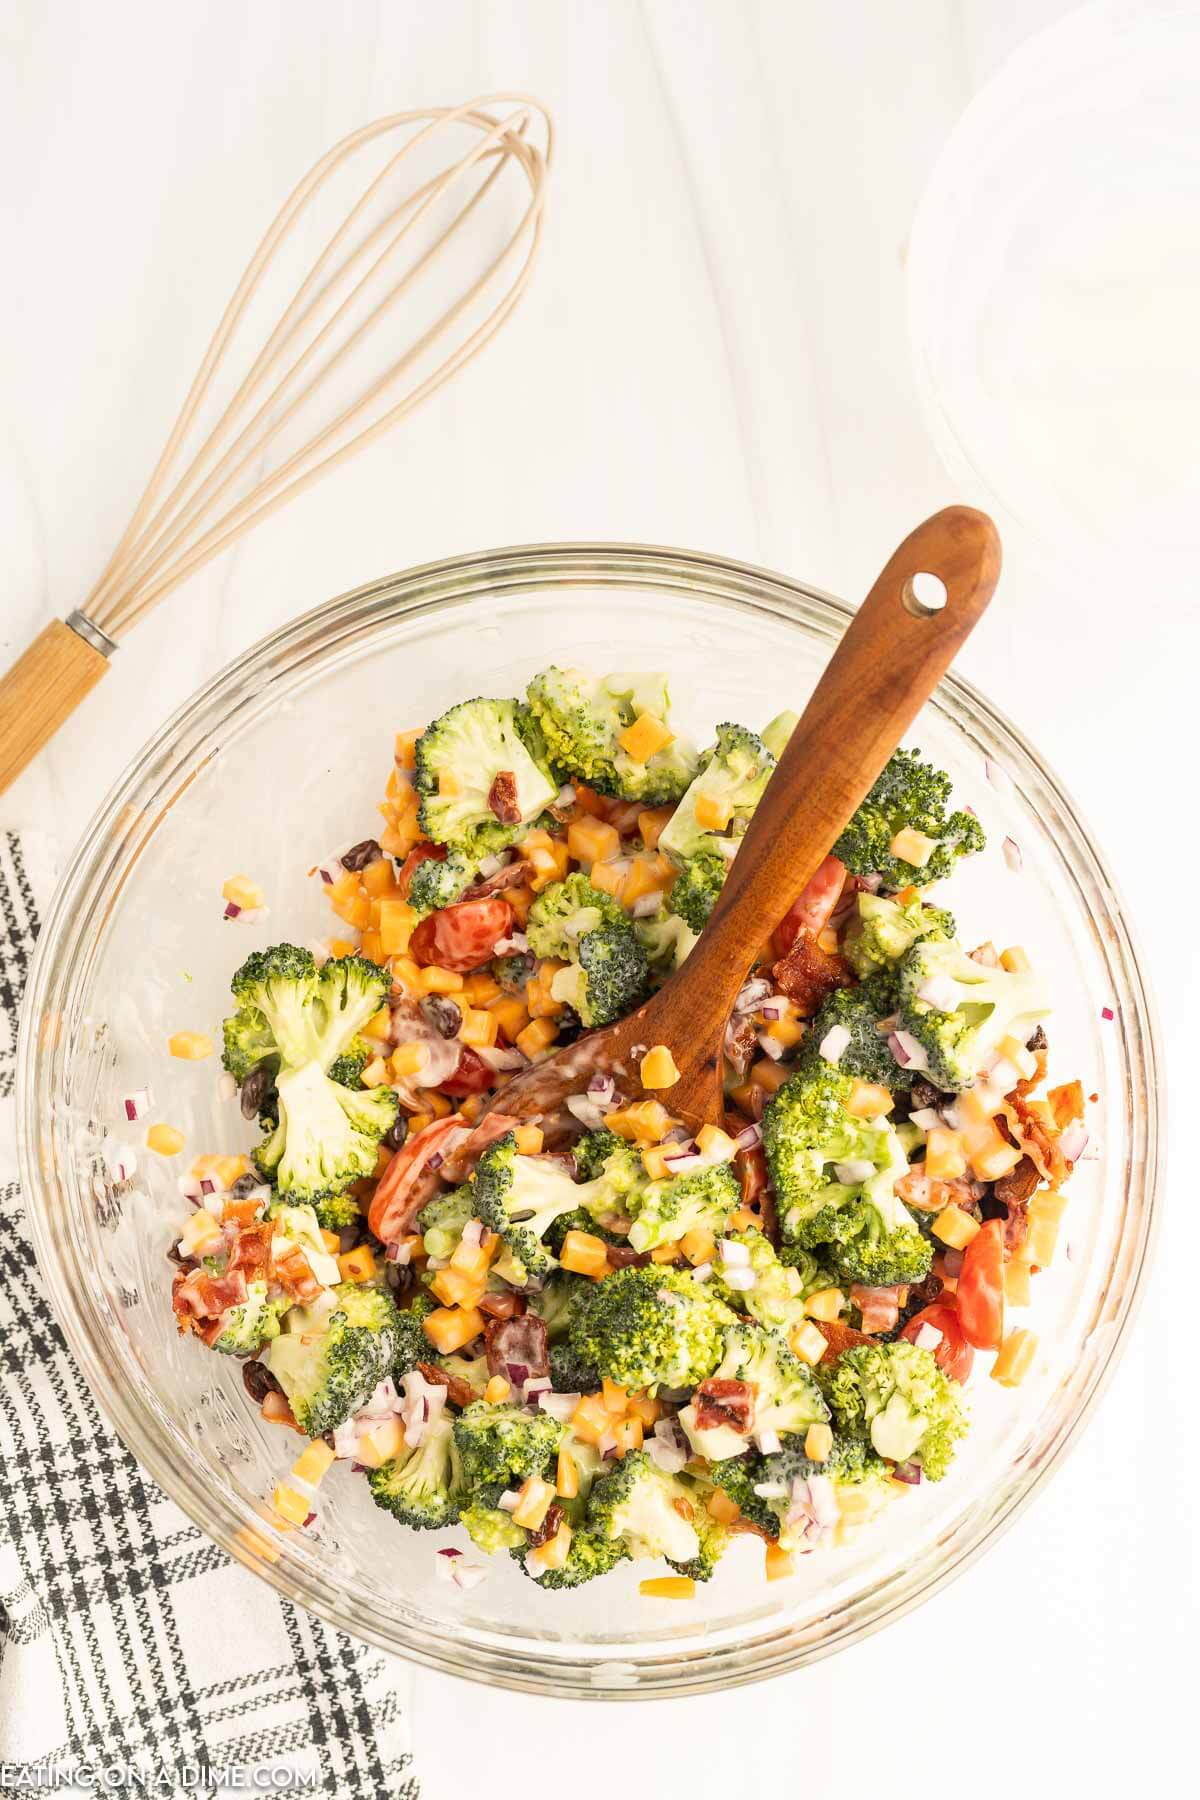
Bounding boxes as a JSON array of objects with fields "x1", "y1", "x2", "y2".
[{"x1": 0, "y1": 831, "x2": 419, "y2": 1796}]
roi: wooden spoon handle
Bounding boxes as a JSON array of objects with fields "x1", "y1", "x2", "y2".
[{"x1": 669, "y1": 506, "x2": 1001, "y2": 1038}]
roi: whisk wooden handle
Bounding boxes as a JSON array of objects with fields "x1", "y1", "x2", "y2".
[{"x1": 0, "y1": 621, "x2": 110, "y2": 794}]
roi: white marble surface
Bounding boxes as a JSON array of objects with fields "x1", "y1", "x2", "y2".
[{"x1": 1, "y1": 4, "x2": 1192, "y2": 1795}]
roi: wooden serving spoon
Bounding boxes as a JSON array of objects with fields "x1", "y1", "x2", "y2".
[{"x1": 485, "y1": 506, "x2": 1001, "y2": 1138}]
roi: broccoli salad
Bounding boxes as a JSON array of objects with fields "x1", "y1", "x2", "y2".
[{"x1": 159, "y1": 667, "x2": 1088, "y2": 1598}]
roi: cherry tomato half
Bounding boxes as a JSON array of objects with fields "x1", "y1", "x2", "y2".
[
  {"x1": 438, "y1": 1047, "x2": 496, "y2": 1097},
  {"x1": 774, "y1": 855, "x2": 847, "y2": 954},
  {"x1": 367, "y1": 1114, "x2": 465, "y2": 1244},
  {"x1": 956, "y1": 1218, "x2": 1006, "y2": 1350},
  {"x1": 901, "y1": 1300, "x2": 975, "y2": 1382},
  {"x1": 409, "y1": 897, "x2": 514, "y2": 972}
]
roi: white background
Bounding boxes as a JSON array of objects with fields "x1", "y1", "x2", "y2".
[{"x1": 1, "y1": 3, "x2": 1193, "y2": 1795}]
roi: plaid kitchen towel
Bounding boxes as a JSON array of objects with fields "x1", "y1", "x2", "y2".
[{"x1": 0, "y1": 831, "x2": 419, "y2": 1798}]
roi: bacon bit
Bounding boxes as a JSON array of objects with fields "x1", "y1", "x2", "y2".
[
  {"x1": 814, "y1": 1318, "x2": 874, "y2": 1363},
  {"x1": 772, "y1": 932, "x2": 852, "y2": 1015},
  {"x1": 897, "y1": 1169, "x2": 980, "y2": 1213},
  {"x1": 486, "y1": 771, "x2": 521, "y2": 824},
  {"x1": 1004, "y1": 1092, "x2": 1070, "y2": 1186},
  {"x1": 417, "y1": 1360, "x2": 475, "y2": 1409},
  {"x1": 271, "y1": 1242, "x2": 324, "y2": 1304},
  {"x1": 849, "y1": 1284, "x2": 904, "y2": 1334},
  {"x1": 693, "y1": 1377, "x2": 755, "y2": 1434},
  {"x1": 170, "y1": 1265, "x2": 248, "y2": 1328},
  {"x1": 462, "y1": 859, "x2": 535, "y2": 901},
  {"x1": 227, "y1": 1220, "x2": 274, "y2": 1276}
]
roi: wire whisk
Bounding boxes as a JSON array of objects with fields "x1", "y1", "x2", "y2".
[{"x1": 0, "y1": 93, "x2": 552, "y2": 793}]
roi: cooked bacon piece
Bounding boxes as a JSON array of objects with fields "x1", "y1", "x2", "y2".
[
  {"x1": 462, "y1": 858, "x2": 535, "y2": 900},
  {"x1": 486, "y1": 770, "x2": 521, "y2": 824},
  {"x1": 814, "y1": 1318, "x2": 875, "y2": 1363},
  {"x1": 1047, "y1": 1080, "x2": 1084, "y2": 1129},
  {"x1": 772, "y1": 932, "x2": 851, "y2": 1015},
  {"x1": 227, "y1": 1220, "x2": 274, "y2": 1276},
  {"x1": 171, "y1": 1265, "x2": 248, "y2": 1327},
  {"x1": 897, "y1": 1169, "x2": 982, "y2": 1213},
  {"x1": 693, "y1": 1377, "x2": 755, "y2": 1434},
  {"x1": 1005, "y1": 1092, "x2": 1070, "y2": 1186},
  {"x1": 270, "y1": 1242, "x2": 324, "y2": 1304},
  {"x1": 417, "y1": 1360, "x2": 476, "y2": 1409},
  {"x1": 484, "y1": 1312, "x2": 549, "y2": 1383},
  {"x1": 850, "y1": 1283, "x2": 905, "y2": 1334}
]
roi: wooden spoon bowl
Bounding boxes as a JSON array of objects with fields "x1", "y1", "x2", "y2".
[{"x1": 486, "y1": 506, "x2": 1001, "y2": 1137}]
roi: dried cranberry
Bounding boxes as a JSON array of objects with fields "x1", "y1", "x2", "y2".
[
  {"x1": 526, "y1": 1502, "x2": 565, "y2": 1551},
  {"x1": 340, "y1": 838, "x2": 382, "y2": 872},
  {"x1": 231, "y1": 1171, "x2": 262, "y2": 1198},
  {"x1": 239, "y1": 1063, "x2": 275, "y2": 1121},
  {"x1": 242, "y1": 1360, "x2": 282, "y2": 1403},
  {"x1": 420, "y1": 995, "x2": 463, "y2": 1039},
  {"x1": 382, "y1": 1116, "x2": 409, "y2": 1152},
  {"x1": 486, "y1": 771, "x2": 521, "y2": 824}
]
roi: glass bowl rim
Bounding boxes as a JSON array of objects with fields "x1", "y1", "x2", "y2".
[{"x1": 17, "y1": 539, "x2": 1163, "y2": 1697}]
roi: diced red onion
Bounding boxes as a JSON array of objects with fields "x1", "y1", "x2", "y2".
[
  {"x1": 758, "y1": 1002, "x2": 785, "y2": 1022},
  {"x1": 753, "y1": 1480, "x2": 789, "y2": 1500},
  {"x1": 333, "y1": 1421, "x2": 361, "y2": 1459},
  {"x1": 200, "y1": 1178, "x2": 217, "y2": 1195},
  {"x1": 315, "y1": 857, "x2": 344, "y2": 885},
  {"x1": 476, "y1": 853, "x2": 506, "y2": 879},
  {"x1": 969, "y1": 942, "x2": 1000, "y2": 967},
  {"x1": 1001, "y1": 837, "x2": 1023, "y2": 873},
  {"x1": 538, "y1": 1391, "x2": 580, "y2": 1421},
  {"x1": 723, "y1": 1266, "x2": 757, "y2": 1292},
  {"x1": 307, "y1": 938, "x2": 332, "y2": 965},
  {"x1": 427, "y1": 1152, "x2": 445, "y2": 1173},
  {"x1": 834, "y1": 1159, "x2": 875, "y2": 1185},
  {"x1": 646, "y1": 1433, "x2": 688, "y2": 1474},
  {"x1": 350, "y1": 1461, "x2": 367, "y2": 1474},
  {"x1": 719, "y1": 1238, "x2": 750, "y2": 1266},
  {"x1": 122, "y1": 1089, "x2": 152, "y2": 1122},
  {"x1": 497, "y1": 1490, "x2": 522, "y2": 1512},
  {"x1": 735, "y1": 1122, "x2": 762, "y2": 1151},
  {"x1": 914, "y1": 1322, "x2": 944, "y2": 1352},
  {"x1": 452, "y1": 1560, "x2": 489, "y2": 1590},
  {"x1": 556, "y1": 784, "x2": 577, "y2": 807},
  {"x1": 522, "y1": 1375, "x2": 552, "y2": 1401},
  {"x1": 587, "y1": 1072, "x2": 615, "y2": 1103},
  {"x1": 754, "y1": 1428, "x2": 781, "y2": 1455},
  {"x1": 386, "y1": 1239, "x2": 413, "y2": 1265},
  {"x1": 1101, "y1": 1006, "x2": 1114, "y2": 1022},
  {"x1": 756, "y1": 1034, "x2": 785, "y2": 1062},
  {"x1": 819, "y1": 1024, "x2": 851, "y2": 1065},
  {"x1": 1060, "y1": 1124, "x2": 1089, "y2": 1164},
  {"x1": 104, "y1": 1140, "x2": 137, "y2": 1184},
  {"x1": 690, "y1": 1261, "x2": 713, "y2": 1282},
  {"x1": 461, "y1": 1218, "x2": 484, "y2": 1248},
  {"x1": 437, "y1": 1546, "x2": 463, "y2": 1558},
  {"x1": 892, "y1": 1461, "x2": 923, "y2": 1485},
  {"x1": 224, "y1": 902, "x2": 242, "y2": 919},
  {"x1": 202, "y1": 1194, "x2": 224, "y2": 1218},
  {"x1": 502, "y1": 1362, "x2": 530, "y2": 1390},
  {"x1": 909, "y1": 1107, "x2": 942, "y2": 1133},
  {"x1": 598, "y1": 1431, "x2": 620, "y2": 1460},
  {"x1": 858, "y1": 871, "x2": 883, "y2": 894},
  {"x1": 987, "y1": 1057, "x2": 1021, "y2": 1094},
  {"x1": 888, "y1": 1030, "x2": 929, "y2": 1072},
  {"x1": 472, "y1": 1044, "x2": 527, "y2": 1072},
  {"x1": 565, "y1": 1094, "x2": 609, "y2": 1131},
  {"x1": 177, "y1": 1173, "x2": 201, "y2": 1200},
  {"x1": 493, "y1": 932, "x2": 530, "y2": 955},
  {"x1": 735, "y1": 977, "x2": 773, "y2": 1014},
  {"x1": 359, "y1": 1377, "x2": 400, "y2": 1418},
  {"x1": 806, "y1": 1473, "x2": 839, "y2": 1526},
  {"x1": 662, "y1": 1150, "x2": 702, "y2": 1173}
]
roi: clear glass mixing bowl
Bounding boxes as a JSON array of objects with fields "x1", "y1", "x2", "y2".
[{"x1": 18, "y1": 543, "x2": 1160, "y2": 1697}]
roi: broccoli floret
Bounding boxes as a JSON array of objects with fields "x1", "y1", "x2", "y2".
[
  {"x1": 527, "y1": 874, "x2": 648, "y2": 1028},
  {"x1": 626, "y1": 1162, "x2": 740, "y2": 1254},
  {"x1": 417, "y1": 1187, "x2": 476, "y2": 1262},
  {"x1": 823, "y1": 1340, "x2": 968, "y2": 1478},
  {"x1": 518, "y1": 1527, "x2": 631, "y2": 1589},
  {"x1": 265, "y1": 1283, "x2": 400, "y2": 1436},
  {"x1": 453, "y1": 1400, "x2": 565, "y2": 1492},
  {"x1": 211, "y1": 1280, "x2": 288, "y2": 1356},
  {"x1": 777, "y1": 1243, "x2": 843, "y2": 1298},
  {"x1": 549, "y1": 1340, "x2": 601, "y2": 1394},
  {"x1": 460, "y1": 1497, "x2": 528, "y2": 1553},
  {"x1": 828, "y1": 1194, "x2": 933, "y2": 1289},
  {"x1": 713, "y1": 1433, "x2": 894, "y2": 1543},
  {"x1": 436, "y1": 1349, "x2": 490, "y2": 1398},
  {"x1": 897, "y1": 937, "x2": 1052, "y2": 1092},
  {"x1": 762, "y1": 1062, "x2": 903, "y2": 1243},
  {"x1": 525, "y1": 667, "x2": 698, "y2": 804},
  {"x1": 842, "y1": 891, "x2": 956, "y2": 977},
  {"x1": 805, "y1": 974, "x2": 907, "y2": 1090},
  {"x1": 679, "y1": 1323, "x2": 828, "y2": 1456},
  {"x1": 309, "y1": 1189, "x2": 362, "y2": 1233},
  {"x1": 659, "y1": 723, "x2": 775, "y2": 863},
  {"x1": 472, "y1": 1133, "x2": 587, "y2": 1278},
  {"x1": 527, "y1": 1270, "x2": 594, "y2": 1342},
  {"x1": 634, "y1": 905, "x2": 698, "y2": 977},
  {"x1": 760, "y1": 709, "x2": 799, "y2": 760},
  {"x1": 222, "y1": 1010, "x2": 278, "y2": 1086},
  {"x1": 573, "y1": 1128, "x2": 646, "y2": 1201},
  {"x1": 669, "y1": 847, "x2": 729, "y2": 932},
  {"x1": 586, "y1": 1450, "x2": 702, "y2": 1565},
  {"x1": 492, "y1": 950, "x2": 536, "y2": 993},
  {"x1": 391, "y1": 1304, "x2": 440, "y2": 1382},
  {"x1": 567, "y1": 1265, "x2": 734, "y2": 1392},
  {"x1": 709, "y1": 1228, "x2": 813, "y2": 1333},
  {"x1": 406, "y1": 847, "x2": 477, "y2": 915},
  {"x1": 368, "y1": 1413, "x2": 464, "y2": 1529},
  {"x1": 327, "y1": 1036, "x2": 371, "y2": 1088},
  {"x1": 413, "y1": 697, "x2": 557, "y2": 858},
  {"x1": 667, "y1": 1488, "x2": 733, "y2": 1582},
  {"x1": 223, "y1": 946, "x2": 399, "y2": 1204},
  {"x1": 833, "y1": 749, "x2": 985, "y2": 891}
]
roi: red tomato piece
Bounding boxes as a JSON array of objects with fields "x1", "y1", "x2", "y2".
[
  {"x1": 395, "y1": 841, "x2": 446, "y2": 897},
  {"x1": 956, "y1": 1219, "x2": 1006, "y2": 1351},
  {"x1": 367, "y1": 1115, "x2": 464, "y2": 1244},
  {"x1": 901, "y1": 1300, "x2": 975, "y2": 1382},
  {"x1": 773, "y1": 855, "x2": 847, "y2": 953},
  {"x1": 408, "y1": 898, "x2": 514, "y2": 972},
  {"x1": 438, "y1": 1047, "x2": 495, "y2": 1097}
]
